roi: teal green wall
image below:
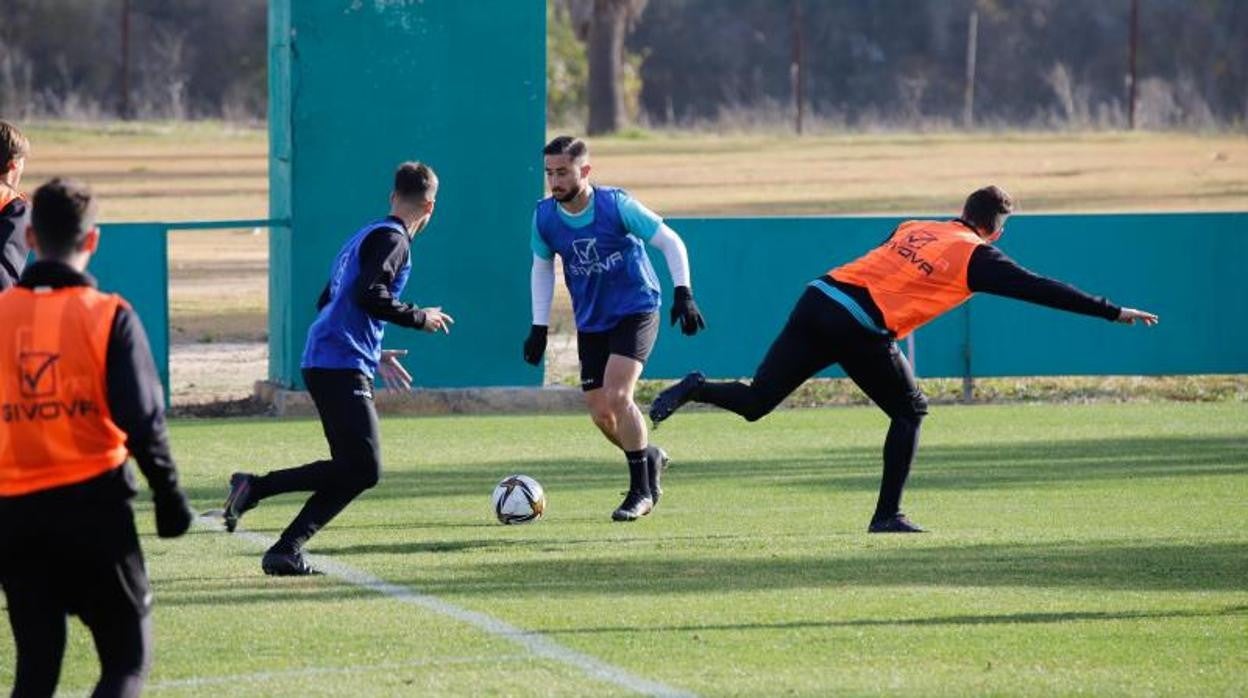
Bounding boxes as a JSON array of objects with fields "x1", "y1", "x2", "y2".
[
  {"x1": 93, "y1": 223, "x2": 169, "y2": 392},
  {"x1": 91, "y1": 211, "x2": 1244, "y2": 403},
  {"x1": 645, "y1": 212, "x2": 1248, "y2": 379},
  {"x1": 268, "y1": 0, "x2": 546, "y2": 388},
  {"x1": 261, "y1": 2, "x2": 1241, "y2": 387}
]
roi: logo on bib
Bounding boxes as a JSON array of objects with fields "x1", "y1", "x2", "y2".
[{"x1": 568, "y1": 238, "x2": 623, "y2": 276}]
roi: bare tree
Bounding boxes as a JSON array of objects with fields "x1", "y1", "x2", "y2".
[
  {"x1": 0, "y1": 46, "x2": 36, "y2": 121},
  {"x1": 563, "y1": 0, "x2": 648, "y2": 135},
  {"x1": 136, "y1": 27, "x2": 190, "y2": 119}
]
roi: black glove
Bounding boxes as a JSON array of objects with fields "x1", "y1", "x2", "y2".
[
  {"x1": 670, "y1": 286, "x2": 706, "y2": 336},
  {"x1": 153, "y1": 488, "x2": 195, "y2": 538},
  {"x1": 523, "y1": 324, "x2": 548, "y2": 365}
]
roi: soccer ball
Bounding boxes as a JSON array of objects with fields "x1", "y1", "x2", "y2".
[{"x1": 491, "y1": 475, "x2": 546, "y2": 525}]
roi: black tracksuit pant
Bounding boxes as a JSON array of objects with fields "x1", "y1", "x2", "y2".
[
  {"x1": 0, "y1": 469, "x2": 153, "y2": 698},
  {"x1": 249, "y1": 368, "x2": 383, "y2": 553},
  {"x1": 691, "y1": 286, "x2": 929, "y2": 523}
]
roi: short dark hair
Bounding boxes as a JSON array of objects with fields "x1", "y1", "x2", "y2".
[
  {"x1": 31, "y1": 178, "x2": 97, "y2": 257},
  {"x1": 394, "y1": 161, "x2": 437, "y2": 204},
  {"x1": 543, "y1": 135, "x2": 588, "y2": 161},
  {"x1": 1, "y1": 120, "x2": 29, "y2": 167},
  {"x1": 962, "y1": 185, "x2": 1014, "y2": 233}
]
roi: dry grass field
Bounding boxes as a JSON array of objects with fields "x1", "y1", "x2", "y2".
[{"x1": 17, "y1": 122, "x2": 1248, "y2": 402}]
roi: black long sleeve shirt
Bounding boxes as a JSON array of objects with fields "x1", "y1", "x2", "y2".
[
  {"x1": 316, "y1": 216, "x2": 427, "y2": 328},
  {"x1": 0, "y1": 195, "x2": 30, "y2": 291},
  {"x1": 830, "y1": 219, "x2": 1121, "y2": 333},
  {"x1": 10, "y1": 261, "x2": 180, "y2": 496}
]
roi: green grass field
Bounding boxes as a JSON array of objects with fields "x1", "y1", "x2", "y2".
[{"x1": 4, "y1": 402, "x2": 1244, "y2": 696}]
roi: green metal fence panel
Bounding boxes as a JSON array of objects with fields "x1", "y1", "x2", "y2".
[
  {"x1": 967, "y1": 212, "x2": 1248, "y2": 375},
  {"x1": 645, "y1": 212, "x2": 1247, "y2": 379},
  {"x1": 268, "y1": 0, "x2": 546, "y2": 389},
  {"x1": 93, "y1": 223, "x2": 170, "y2": 393},
  {"x1": 267, "y1": 0, "x2": 295, "y2": 387}
]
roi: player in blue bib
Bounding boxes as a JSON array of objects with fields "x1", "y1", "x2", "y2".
[
  {"x1": 524, "y1": 136, "x2": 706, "y2": 521},
  {"x1": 222, "y1": 162, "x2": 454, "y2": 575}
]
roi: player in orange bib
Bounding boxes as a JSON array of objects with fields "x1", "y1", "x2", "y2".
[
  {"x1": 0, "y1": 179, "x2": 195, "y2": 697},
  {"x1": 0, "y1": 120, "x2": 31, "y2": 290},
  {"x1": 649, "y1": 186, "x2": 1158, "y2": 533}
]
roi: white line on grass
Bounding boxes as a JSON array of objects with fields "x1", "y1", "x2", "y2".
[
  {"x1": 146, "y1": 654, "x2": 534, "y2": 691},
  {"x1": 207, "y1": 518, "x2": 696, "y2": 698}
]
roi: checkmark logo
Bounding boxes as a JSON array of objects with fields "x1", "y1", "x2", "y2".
[{"x1": 19, "y1": 352, "x2": 59, "y2": 398}]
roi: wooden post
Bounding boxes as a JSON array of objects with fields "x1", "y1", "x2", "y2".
[
  {"x1": 120, "y1": 0, "x2": 132, "y2": 120},
  {"x1": 1128, "y1": 0, "x2": 1139, "y2": 129},
  {"x1": 961, "y1": 304, "x2": 974, "y2": 403},
  {"x1": 963, "y1": 10, "x2": 978, "y2": 129},
  {"x1": 790, "y1": 0, "x2": 804, "y2": 135}
]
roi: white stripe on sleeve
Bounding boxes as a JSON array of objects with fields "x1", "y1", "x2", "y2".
[
  {"x1": 647, "y1": 224, "x2": 691, "y2": 289},
  {"x1": 530, "y1": 254, "x2": 556, "y2": 325}
]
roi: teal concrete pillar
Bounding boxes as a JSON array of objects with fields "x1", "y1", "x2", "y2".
[
  {"x1": 95, "y1": 223, "x2": 170, "y2": 396},
  {"x1": 268, "y1": 0, "x2": 546, "y2": 388}
]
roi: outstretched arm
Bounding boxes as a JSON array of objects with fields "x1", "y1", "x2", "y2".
[
  {"x1": 1115, "y1": 307, "x2": 1159, "y2": 325},
  {"x1": 967, "y1": 245, "x2": 1123, "y2": 320}
]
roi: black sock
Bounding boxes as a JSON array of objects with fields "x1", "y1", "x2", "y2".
[
  {"x1": 625, "y1": 449, "x2": 650, "y2": 498},
  {"x1": 253, "y1": 460, "x2": 337, "y2": 500},
  {"x1": 872, "y1": 417, "x2": 922, "y2": 522},
  {"x1": 696, "y1": 381, "x2": 774, "y2": 422}
]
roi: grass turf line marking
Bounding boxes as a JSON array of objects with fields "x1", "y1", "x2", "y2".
[
  {"x1": 145, "y1": 654, "x2": 533, "y2": 691},
  {"x1": 206, "y1": 517, "x2": 697, "y2": 698}
]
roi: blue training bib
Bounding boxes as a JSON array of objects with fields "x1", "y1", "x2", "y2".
[
  {"x1": 534, "y1": 187, "x2": 660, "y2": 332},
  {"x1": 301, "y1": 218, "x2": 411, "y2": 375}
]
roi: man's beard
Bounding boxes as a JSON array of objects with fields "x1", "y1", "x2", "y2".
[{"x1": 555, "y1": 184, "x2": 583, "y2": 203}]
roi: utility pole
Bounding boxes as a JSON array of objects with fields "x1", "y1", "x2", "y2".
[
  {"x1": 790, "y1": 0, "x2": 804, "y2": 135},
  {"x1": 1127, "y1": 0, "x2": 1139, "y2": 129},
  {"x1": 963, "y1": 9, "x2": 978, "y2": 129},
  {"x1": 120, "y1": 0, "x2": 132, "y2": 120}
]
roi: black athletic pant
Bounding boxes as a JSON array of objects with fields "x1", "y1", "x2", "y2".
[
  {"x1": 249, "y1": 368, "x2": 382, "y2": 552},
  {"x1": 0, "y1": 471, "x2": 153, "y2": 698},
  {"x1": 692, "y1": 286, "x2": 929, "y2": 522}
]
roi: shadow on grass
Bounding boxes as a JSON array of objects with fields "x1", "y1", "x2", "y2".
[
  {"x1": 155, "y1": 538, "x2": 1248, "y2": 609},
  {"x1": 310, "y1": 532, "x2": 752, "y2": 557},
  {"x1": 391, "y1": 540, "x2": 1248, "y2": 595},
  {"x1": 540, "y1": 605, "x2": 1248, "y2": 636},
  {"x1": 175, "y1": 434, "x2": 1247, "y2": 505}
]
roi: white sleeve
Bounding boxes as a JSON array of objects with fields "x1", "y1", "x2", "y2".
[
  {"x1": 530, "y1": 254, "x2": 556, "y2": 325},
  {"x1": 647, "y1": 223, "x2": 691, "y2": 289}
]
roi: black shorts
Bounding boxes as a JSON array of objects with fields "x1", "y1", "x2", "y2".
[{"x1": 577, "y1": 312, "x2": 659, "y2": 391}]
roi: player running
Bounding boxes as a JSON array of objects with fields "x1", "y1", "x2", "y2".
[
  {"x1": 222, "y1": 162, "x2": 453, "y2": 575},
  {"x1": 0, "y1": 178, "x2": 195, "y2": 696},
  {"x1": 0, "y1": 120, "x2": 31, "y2": 290},
  {"x1": 649, "y1": 186, "x2": 1158, "y2": 533},
  {"x1": 523, "y1": 136, "x2": 706, "y2": 521}
]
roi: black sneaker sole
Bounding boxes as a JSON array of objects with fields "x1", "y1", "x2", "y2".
[
  {"x1": 648, "y1": 447, "x2": 670, "y2": 506},
  {"x1": 649, "y1": 373, "x2": 704, "y2": 427},
  {"x1": 223, "y1": 473, "x2": 254, "y2": 533},
  {"x1": 262, "y1": 554, "x2": 320, "y2": 576},
  {"x1": 611, "y1": 497, "x2": 654, "y2": 521}
]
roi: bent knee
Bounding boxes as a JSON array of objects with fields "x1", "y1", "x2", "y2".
[
  {"x1": 889, "y1": 390, "x2": 929, "y2": 424},
  {"x1": 358, "y1": 469, "x2": 381, "y2": 490},
  {"x1": 336, "y1": 464, "x2": 380, "y2": 491},
  {"x1": 589, "y1": 391, "x2": 632, "y2": 420},
  {"x1": 741, "y1": 401, "x2": 773, "y2": 422},
  {"x1": 588, "y1": 404, "x2": 615, "y2": 426},
  {"x1": 910, "y1": 391, "x2": 930, "y2": 418}
]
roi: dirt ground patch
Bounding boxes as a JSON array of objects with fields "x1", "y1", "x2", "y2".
[
  {"x1": 19, "y1": 123, "x2": 1246, "y2": 405},
  {"x1": 169, "y1": 341, "x2": 268, "y2": 406}
]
